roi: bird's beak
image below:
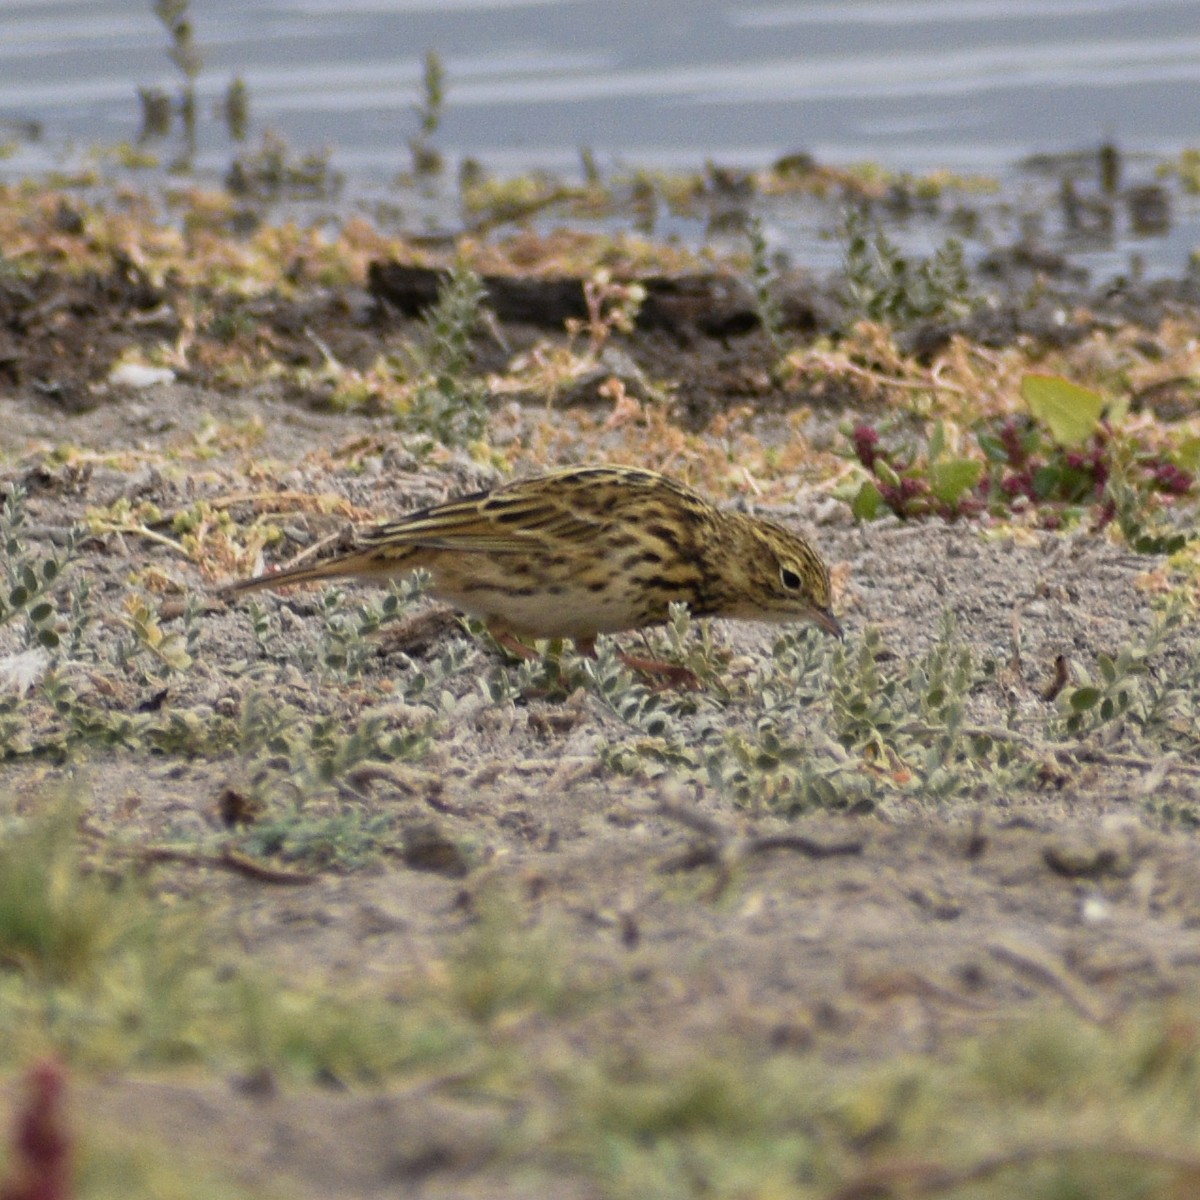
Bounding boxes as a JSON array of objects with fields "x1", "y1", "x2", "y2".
[{"x1": 812, "y1": 607, "x2": 844, "y2": 640}]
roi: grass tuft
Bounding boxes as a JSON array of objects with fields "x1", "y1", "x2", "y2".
[
  {"x1": 0, "y1": 801, "x2": 135, "y2": 985},
  {"x1": 0, "y1": 800, "x2": 469, "y2": 1081}
]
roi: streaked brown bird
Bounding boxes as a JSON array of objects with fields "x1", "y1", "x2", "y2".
[{"x1": 225, "y1": 465, "x2": 842, "y2": 665}]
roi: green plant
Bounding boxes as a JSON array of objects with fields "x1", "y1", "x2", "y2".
[
  {"x1": 114, "y1": 594, "x2": 200, "y2": 680},
  {"x1": 0, "y1": 800, "x2": 470, "y2": 1081},
  {"x1": 29, "y1": 664, "x2": 227, "y2": 758},
  {"x1": 847, "y1": 419, "x2": 983, "y2": 520},
  {"x1": 233, "y1": 800, "x2": 402, "y2": 872},
  {"x1": 0, "y1": 490, "x2": 236, "y2": 761},
  {"x1": 732, "y1": 618, "x2": 1000, "y2": 811},
  {"x1": 653, "y1": 603, "x2": 734, "y2": 692},
  {"x1": 246, "y1": 572, "x2": 476, "y2": 703},
  {"x1": 567, "y1": 1053, "x2": 815, "y2": 1199},
  {"x1": 841, "y1": 206, "x2": 977, "y2": 326},
  {"x1": 571, "y1": 268, "x2": 646, "y2": 358},
  {"x1": 224, "y1": 130, "x2": 339, "y2": 201},
  {"x1": 446, "y1": 886, "x2": 588, "y2": 1025},
  {"x1": 1103, "y1": 434, "x2": 1192, "y2": 555},
  {"x1": 561, "y1": 998, "x2": 1200, "y2": 1200},
  {"x1": 830, "y1": 617, "x2": 984, "y2": 783},
  {"x1": 845, "y1": 374, "x2": 1196, "y2": 542},
  {"x1": 0, "y1": 801, "x2": 137, "y2": 983},
  {"x1": 226, "y1": 688, "x2": 432, "y2": 869},
  {"x1": 399, "y1": 260, "x2": 489, "y2": 445},
  {"x1": 1, "y1": 486, "x2": 76, "y2": 650},
  {"x1": 746, "y1": 216, "x2": 789, "y2": 367},
  {"x1": 409, "y1": 49, "x2": 445, "y2": 176},
  {"x1": 225, "y1": 570, "x2": 506, "y2": 869},
  {"x1": 310, "y1": 574, "x2": 430, "y2": 680},
  {"x1": 598, "y1": 614, "x2": 1046, "y2": 817},
  {"x1": 238, "y1": 690, "x2": 430, "y2": 790},
  {"x1": 1054, "y1": 599, "x2": 1198, "y2": 747},
  {"x1": 221, "y1": 75, "x2": 249, "y2": 142},
  {"x1": 479, "y1": 604, "x2": 711, "y2": 734},
  {"x1": 1163, "y1": 147, "x2": 1200, "y2": 193},
  {"x1": 151, "y1": 0, "x2": 203, "y2": 168}
]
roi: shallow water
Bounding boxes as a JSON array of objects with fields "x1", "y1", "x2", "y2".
[
  {"x1": 3, "y1": 0, "x2": 1198, "y2": 170},
  {"x1": 1, "y1": 0, "x2": 1197, "y2": 275}
]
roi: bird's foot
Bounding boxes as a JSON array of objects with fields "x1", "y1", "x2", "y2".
[
  {"x1": 615, "y1": 651, "x2": 702, "y2": 691},
  {"x1": 488, "y1": 628, "x2": 699, "y2": 690},
  {"x1": 490, "y1": 628, "x2": 541, "y2": 661},
  {"x1": 575, "y1": 635, "x2": 700, "y2": 690}
]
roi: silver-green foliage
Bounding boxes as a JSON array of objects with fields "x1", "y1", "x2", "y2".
[
  {"x1": 841, "y1": 206, "x2": 977, "y2": 326},
  {"x1": 409, "y1": 48, "x2": 446, "y2": 175},
  {"x1": 231, "y1": 576, "x2": 483, "y2": 865},
  {"x1": 250, "y1": 572, "x2": 433, "y2": 681},
  {"x1": 1, "y1": 486, "x2": 76, "y2": 650},
  {"x1": 231, "y1": 689, "x2": 432, "y2": 868},
  {"x1": 0, "y1": 487, "x2": 216, "y2": 758},
  {"x1": 600, "y1": 612, "x2": 1019, "y2": 814},
  {"x1": 746, "y1": 216, "x2": 790, "y2": 365},
  {"x1": 1054, "y1": 599, "x2": 1198, "y2": 752},
  {"x1": 595, "y1": 594, "x2": 1199, "y2": 818},
  {"x1": 403, "y1": 260, "x2": 489, "y2": 446}
]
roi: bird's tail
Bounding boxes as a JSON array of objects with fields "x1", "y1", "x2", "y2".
[{"x1": 221, "y1": 546, "x2": 413, "y2": 597}]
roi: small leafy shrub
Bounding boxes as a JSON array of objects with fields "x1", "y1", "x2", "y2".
[
  {"x1": 145, "y1": 0, "x2": 202, "y2": 165},
  {"x1": 746, "y1": 216, "x2": 789, "y2": 364},
  {"x1": 976, "y1": 415, "x2": 1109, "y2": 516},
  {"x1": 399, "y1": 260, "x2": 489, "y2": 446},
  {"x1": 115, "y1": 594, "x2": 200, "y2": 679},
  {"x1": 602, "y1": 616, "x2": 1026, "y2": 816},
  {"x1": 225, "y1": 130, "x2": 340, "y2": 201},
  {"x1": 1, "y1": 487, "x2": 76, "y2": 651},
  {"x1": 0, "y1": 803, "x2": 472, "y2": 1082},
  {"x1": 0, "y1": 801, "x2": 136, "y2": 983},
  {"x1": 1, "y1": 489, "x2": 235, "y2": 760},
  {"x1": 1054, "y1": 600, "x2": 1198, "y2": 750},
  {"x1": 230, "y1": 689, "x2": 433, "y2": 869},
  {"x1": 480, "y1": 605, "x2": 718, "y2": 728},
  {"x1": 314, "y1": 575, "x2": 429, "y2": 680},
  {"x1": 446, "y1": 887, "x2": 587, "y2": 1025},
  {"x1": 246, "y1": 572, "x2": 477, "y2": 706},
  {"x1": 841, "y1": 206, "x2": 978, "y2": 327},
  {"x1": 408, "y1": 49, "x2": 445, "y2": 176}
]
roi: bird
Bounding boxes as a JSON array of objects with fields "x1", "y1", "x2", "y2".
[{"x1": 224, "y1": 465, "x2": 842, "y2": 670}]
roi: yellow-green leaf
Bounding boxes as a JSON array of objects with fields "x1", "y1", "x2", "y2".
[
  {"x1": 852, "y1": 479, "x2": 884, "y2": 520},
  {"x1": 1175, "y1": 436, "x2": 1200, "y2": 473},
  {"x1": 1021, "y1": 374, "x2": 1105, "y2": 447},
  {"x1": 928, "y1": 458, "x2": 983, "y2": 506},
  {"x1": 874, "y1": 458, "x2": 901, "y2": 488}
]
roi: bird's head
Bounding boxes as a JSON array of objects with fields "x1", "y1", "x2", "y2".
[{"x1": 716, "y1": 514, "x2": 843, "y2": 638}]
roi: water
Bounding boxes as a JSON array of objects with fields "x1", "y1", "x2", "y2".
[{"x1": 1, "y1": 0, "x2": 1197, "y2": 274}]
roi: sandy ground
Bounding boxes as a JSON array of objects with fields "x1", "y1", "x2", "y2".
[{"x1": 3, "y1": 368, "x2": 1199, "y2": 1196}]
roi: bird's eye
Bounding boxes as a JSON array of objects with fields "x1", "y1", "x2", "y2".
[{"x1": 780, "y1": 566, "x2": 802, "y2": 590}]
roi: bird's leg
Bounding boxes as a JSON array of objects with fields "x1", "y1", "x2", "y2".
[
  {"x1": 485, "y1": 621, "x2": 540, "y2": 661},
  {"x1": 490, "y1": 625, "x2": 698, "y2": 690},
  {"x1": 623, "y1": 630, "x2": 703, "y2": 690},
  {"x1": 615, "y1": 651, "x2": 701, "y2": 691},
  {"x1": 576, "y1": 633, "x2": 700, "y2": 691}
]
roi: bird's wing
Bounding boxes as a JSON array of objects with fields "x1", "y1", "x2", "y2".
[{"x1": 357, "y1": 476, "x2": 613, "y2": 554}]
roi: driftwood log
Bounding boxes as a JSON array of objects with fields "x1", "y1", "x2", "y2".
[{"x1": 367, "y1": 261, "x2": 801, "y2": 339}]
